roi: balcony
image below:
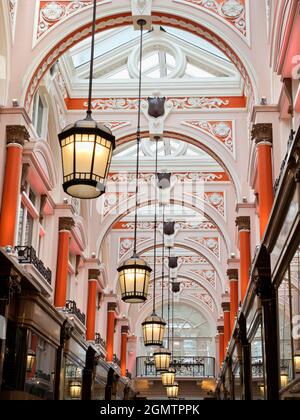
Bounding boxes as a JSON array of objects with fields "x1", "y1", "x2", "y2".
[
  {"x1": 15, "y1": 246, "x2": 52, "y2": 285},
  {"x1": 64, "y1": 300, "x2": 86, "y2": 326},
  {"x1": 136, "y1": 356, "x2": 215, "y2": 378}
]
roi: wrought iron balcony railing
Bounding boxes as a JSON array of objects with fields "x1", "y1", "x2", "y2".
[
  {"x1": 113, "y1": 354, "x2": 121, "y2": 368},
  {"x1": 15, "y1": 246, "x2": 52, "y2": 285},
  {"x1": 64, "y1": 300, "x2": 86, "y2": 325},
  {"x1": 136, "y1": 356, "x2": 215, "y2": 378},
  {"x1": 95, "y1": 332, "x2": 106, "y2": 349}
]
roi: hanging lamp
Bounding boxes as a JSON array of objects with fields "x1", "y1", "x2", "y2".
[
  {"x1": 154, "y1": 205, "x2": 171, "y2": 371},
  {"x1": 142, "y1": 138, "x2": 166, "y2": 346},
  {"x1": 166, "y1": 382, "x2": 179, "y2": 399},
  {"x1": 58, "y1": 0, "x2": 115, "y2": 199},
  {"x1": 117, "y1": 20, "x2": 152, "y2": 303},
  {"x1": 161, "y1": 242, "x2": 176, "y2": 387}
]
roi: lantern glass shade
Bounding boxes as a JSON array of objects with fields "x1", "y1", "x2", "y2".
[
  {"x1": 280, "y1": 373, "x2": 288, "y2": 388},
  {"x1": 118, "y1": 256, "x2": 152, "y2": 303},
  {"x1": 154, "y1": 347, "x2": 171, "y2": 372},
  {"x1": 161, "y1": 368, "x2": 176, "y2": 387},
  {"x1": 26, "y1": 350, "x2": 36, "y2": 372},
  {"x1": 166, "y1": 382, "x2": 179, "y2": 399},
  {"x1": 69, "y1": 381, "x2": 82, "y2": 399},
  {"x1": 294, "y1": 354, "x2": 300, "y2": 373},
  {"x1": 142, "y1": 314, "x2": 166, "y2": 346},
  {"x1": 58, "y1": 119, "x2": 115, "y2": 199}
]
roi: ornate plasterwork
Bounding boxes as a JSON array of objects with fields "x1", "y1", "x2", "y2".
[
  {"x1": 188, "y1": 236, "x2": 220, "y2": 258},
  {"x1": 37, "y1": 1, "x2": 110, "y2": 40},
  {"x1": 104, "y1": 121, "x2": 131, "y2": 131},
  {"x1": 143, "y1": 255, "x2": 208, "y2": 265},
  {"x1": 174, "y1": 0, "x2": 247, "y2": 37},
  {"x1": 79, "y1": 96, "x2": 238, "y2": 111},
  {"x1": 113, "y1": 220, "x2": 217, "y2": 231},
  {"x1": 25, "y1": 12, "x2": 254, "y2": 111},
  {"x1": 191, "y1": 269, "x2": 217, "y2": 288},
  {"x1": 181, "y1": 120, "x2": 235, "y2": 155},
  {"x1": 107, "y1": 172, "x2": 229, "y2": 184},
  {"x1": 101, "y1": 192, "x2": 135, "y2": 216},
  {"x1": 203, "y1": 192, "x2": 225, "y2": 217},
  {"x1": 119, "y1": 237, "x2": 148, "y2": 259}
]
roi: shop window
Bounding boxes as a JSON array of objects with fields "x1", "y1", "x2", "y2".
[
  {"x1": 25, "y1": 331, "x2": 56, "y2": 400},
  {"x1": 278, "y1": 275, "x2": 293, "y2": 387},
  {"x1": 63, "y1": 359, "x2": 83, "y2": 400},
  {"x1": 250, "y1": 324, "x2": 265, "y2": 400}
]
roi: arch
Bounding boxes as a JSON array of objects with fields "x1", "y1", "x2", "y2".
[
  {"x1": 117, "y1": 128, "x2": 242, "y2": 202},
  {"x1": 96, "y1": 195, "x2": 232, "y2": 259},
  {"x1": 22, "y1": 6, "x2": 259, "y2": 111},
  {"x1": 119, "y1": 240, "x2": 226, "y2": 292},
  {"x1": 130, "y1": 294, "x2": 218, "y2": 338}
]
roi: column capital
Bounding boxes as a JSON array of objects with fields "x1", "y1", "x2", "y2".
[
  {"x1": 251, "y1": 123, "x2": 273, "y2": 145},
  {"x1": 107, "y1": 302, "x2": 117, "y2": 312},
  {"x1": 217, "y1": 325, "x2": 224, "y2": 334},
  {"x1": 59, "y1": 217, "x2": 75, "y2": 232},
  {"x1": 222, "y1": 302, "x2": 230, "y2": 312},
  {"x1": 121, "y1": 326, "x2": 129, "y2": 334},
  {"x1": 88, "y1": 269, "x2": 100, "y2": 280},
  {"x1": 6, "y1": 125, "x2": 30, "y2": 146},
  {"x1": 227, "y1": 269, "x2": 238, "y2": 280},
  {"x1": 235, "y1": 216, "x2": 250, "y2": 231}
]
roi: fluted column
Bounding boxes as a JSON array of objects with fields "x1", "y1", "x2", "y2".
[
  {"x1": 86, "y1": 269, "x2": 100, "y2": 341},
  {"x1": 252, "y1": 124, "x2": 274, "y2": 239},
  {"x1": 106, "y1": 302, "x2": 117, "y2": 363},
  {"x1": 236, "y1": 217, "x2": 251, "y2": 302},
  {"x1": 227, "y1": 269, "x2": 239, "y2": 331},
  {"x1": 54, "y1": 217, "x2": 74, "y2": 307},
  {"x1": 0, "y1": 126, "x2": 29, "y2": 247},
  {"x1": 120, "y1": 326, "x2": 129, "y2": 377}
]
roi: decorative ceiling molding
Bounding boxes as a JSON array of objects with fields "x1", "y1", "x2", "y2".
[
  {"x1": 36, "y1": 0, "x2": 111, "y2": 40},
  {"x1": 174, "y1": 0, "x2": 247, "y2": 37},
  {"x1": 199, "y1": 192, "x2": 225, "y2": 218},
  {"x1": 107, "y1": 171, "x2": 229, "y2": 184},
  {"x1": 65, "y1": 96, "x2": 247, "y2": 110},
  {"x1": 189, "y1": 269, "x2": 217, "y2": 289},
  {"x1": 181, "y1": 120, "x2": 235, "y2": 156},
  {"x1": 118, "y1": 237, "x2": 149, "y2": 259},
  {"x1": 112, "y1": 220, "x2": 217, "y2": 231},
  {"x1": 187, "y1": 236, "x2": 220, "y2": 258},
  {"x1": 24, "y1": 11, "x2": 255, "y2": 111}
]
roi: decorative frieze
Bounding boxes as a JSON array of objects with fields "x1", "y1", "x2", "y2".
[
  {"x1": 181, "y1": 120, "x2": 234, "y2": 154},
  {"x1": 37, "y1": 1, "x2": 110, "y2": 39},
  {"x1": 113, "y1": 220, "x2": 217, "y2": 231},
  {"x1": 6, "y1": 125, "x2": 30, "y2": 146},
  {"x1": 175, "y1": 0, "x2": 247, "y2": 37}
]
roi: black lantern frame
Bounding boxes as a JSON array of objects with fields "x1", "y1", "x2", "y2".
[
  {"x1": 117, "y1": 255, "x2": 152, "y2": 303},
  {"x1": 142, "y1": 313, "x2": 166, "y2": 346},
  {"x1": 154, "y1": 347, "x2": 171, "y2": 373}
]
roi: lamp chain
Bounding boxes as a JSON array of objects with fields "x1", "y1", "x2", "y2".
[
  {"x1": 152, "y1": 138, "x2": 159, "y2": 313},
  {"x1": 161, "y1": 204, "x2": 165, "y2": 319},
  {"x1": 133, "y1": 20, "x2": 145, "y2": 255},
  {"x1": 167, "y1": 247, "x2": 171, "y2": 350},
  {"x1": 87, "y1": 0, "x2": 97, "y2": 118}
]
